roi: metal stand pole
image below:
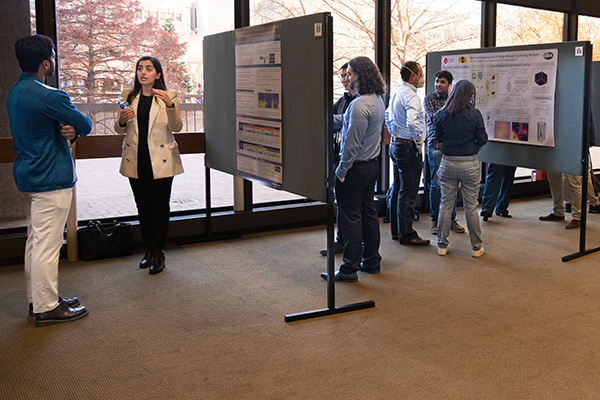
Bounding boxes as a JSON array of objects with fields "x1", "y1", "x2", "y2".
[
  {"x1": 562, "y1": 47, "x2": 599, "y2": 262},
  {"x1": 285, "y1": 15, "x2": 375, "y2": 320},
  {"x1": 284, "y1": 182, "x2": 375, "y2": 322},
  {"x1": 562, "y1": 150, "x2": 600, "y2": 261}
]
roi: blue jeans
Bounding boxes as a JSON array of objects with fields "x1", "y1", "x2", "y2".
[
  {"x1": 389, "y1": 141, "x2": 422, "y2": 241},
  {"x1": 481, "y1": 163, "x2": 516, "y2": 215},
  {"x1": 335, "y1": 159, "x2": 381, "y2": 273},
  {"x1": 428, "y1": 147, "x2": 456, "y2": 222},
  {"x1": 437, "y1": 155, "x2": 482, "y2": 250}
]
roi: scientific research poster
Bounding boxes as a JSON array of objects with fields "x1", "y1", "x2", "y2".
[
  {"x1": 235, "y1": 22, "x2": 283, "y2": 188},
  {"x1": 441, "y1": 48, "x2": 558, "y2": 146}
]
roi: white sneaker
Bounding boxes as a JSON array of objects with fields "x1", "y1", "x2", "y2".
[
  {"x1": 472, "y1": 247, "x2": 485, "y2": 258},
  {"x1": 438, "y1": 247, "x2": 448, "y2": 256}
]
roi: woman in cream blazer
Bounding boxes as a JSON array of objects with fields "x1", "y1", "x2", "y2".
[{"x1": 114, "y1": 56, "x2": 183, "y2": 275}]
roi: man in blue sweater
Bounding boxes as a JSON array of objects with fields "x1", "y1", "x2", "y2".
[{"x1": 7, "y1": 35, "x2": 92, "y2": 327}]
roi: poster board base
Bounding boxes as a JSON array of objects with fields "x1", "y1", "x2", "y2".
[{"x1": 284, "y1": 300, "x2": 375, "y2": 323}]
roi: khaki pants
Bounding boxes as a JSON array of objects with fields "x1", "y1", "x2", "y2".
[{"x1": 547, "y1": 172, "x2": 581, "y2": 220}]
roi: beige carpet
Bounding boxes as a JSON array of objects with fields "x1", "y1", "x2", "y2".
[{"x1": 2, "y1": 196, "x2": 600, "y2": 399}]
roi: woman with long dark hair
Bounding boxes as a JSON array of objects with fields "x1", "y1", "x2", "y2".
[
  {"x1": 434, "y1": 80, "x2": 488, "y2": 257},
  {"x1": 115, "y1": 56, "x2": 183, "y2": 274}
]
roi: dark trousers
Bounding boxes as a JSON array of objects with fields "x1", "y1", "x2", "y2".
[
  {"x1": 389, "y1": 141, "x2": 422, "y2": 241},
  {"x1": 335, "y1": 159, "x2": 381, "y2": 273},
  {"x1": 129, "y1": 174, "x2": 174, "y2": 251},
  {"x1": 481, "y1": 163, "x2": 516, "y2": 215},
  {"x1": 333, "y1": 142, "x2": 344, "y2": 245}
]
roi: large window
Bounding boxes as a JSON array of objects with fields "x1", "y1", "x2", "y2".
[
  {"x1": 578, "y1": 15, "x2": 600, "y2": 61},
  {"x1": 389, "y1": 0, "x2": 480, "y2": 191},
  {"x1": 250, "y1": 0, "x2": 376, "y2": 203},
  {"x1": 52, "y1": 0, "x2": 259, "y2": 220},
  {"x1": 52, "y1": 0, "x2": 225, "y2": 220},
  {"x1": 14, "y1": 0, "x2": 600, "y2": 226},
  {"x1": 251, "y1": 0, "x2": 480, "y2": 97},
  {"x1": 389, "y1": 0, "x2": 480, "y2": 89},
  {"x1": 251, "y1": 0, "x2": 482, "y2": 198},
  {"x1": 251, "y1": 0, "x2": 375, "y2": 104},
  {"x1": 496, "y1": 4, "x2": 563, "y2": 47},
  {"x1": 59, "y1": 0, "x2": 308, "y2": 218}
]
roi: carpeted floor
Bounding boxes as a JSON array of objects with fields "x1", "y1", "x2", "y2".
[{"x1": 2, "y1": 195, "x2": 600, "y2": 399}]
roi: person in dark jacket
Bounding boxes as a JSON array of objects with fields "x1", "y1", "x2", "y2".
[{"x1": 320, "y1": 63, "x2": 356, "y2": 256}]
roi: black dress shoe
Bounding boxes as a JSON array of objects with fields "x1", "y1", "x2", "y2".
[
  {"x1": 319, "y1": 242, "x2": 344, "y2": 256},
  {"x1": 480, "y1": 210, "x2": 492, "y2": 221},
  {"x1": 29, "y1": 296, "x2": 81, "y2": 317},
  {"x1": 149, "y1": 250, "x2": 165, "y2": 275},
  {"x1": 139, "y1": 248, "x2": 154, "y2": 269},
  {"x1": 539, "y1": 213, "x2": 564, "y2": 221},
  {"x1": 496, "y1": 211, "x2": 512, "y2": 218},
  {"x1": 400, "y1": 237, "x2": 430, "y2": 246},
  {"x1": 359, "y1": 264, "x2": 381, "y2": 274},
  {"x1": 320, "y1": 271, "x2": 358, "y2": 283},
  {"x1": 35, "y1": 301, "x2": 89, "y2": 327}
]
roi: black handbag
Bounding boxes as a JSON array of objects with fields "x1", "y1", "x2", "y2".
[{"x1": 78, "y1": 220, "x2": 133, "y2": 261}]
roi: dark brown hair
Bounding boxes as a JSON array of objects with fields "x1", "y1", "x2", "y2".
[{"x1": 442, "y1": 80, "x2": 476, "y2": 114}]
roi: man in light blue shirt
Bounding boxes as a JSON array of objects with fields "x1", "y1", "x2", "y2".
[
  {"x1": 321, "y1": 56, "x2": 385, "y2": 283},
  {"x1": 385, "y1": 61, "x2": 430, "y2": 246}
]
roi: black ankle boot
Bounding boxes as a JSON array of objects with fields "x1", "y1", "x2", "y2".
[
  {"x1": 149, "y1": 250, "x2": 165, "y2": 275},
  {"x1": 139, "y1": 248, "x2": 153, "y2": 269}
]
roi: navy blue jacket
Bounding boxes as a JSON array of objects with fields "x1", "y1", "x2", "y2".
[{"x1": 434, "y1": 107, "x2": 488, "y2": 156}]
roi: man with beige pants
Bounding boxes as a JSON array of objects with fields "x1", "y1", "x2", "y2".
[
  {"x1": 540, "y1": 172, "x2": 583, "y2": 229},
  {"x1": 7, "y1": 35, "x2": 92, "y2": 326}
]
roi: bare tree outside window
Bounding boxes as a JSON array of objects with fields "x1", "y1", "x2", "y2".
[
  {"x1": 56, "y1": 0, "x2": 190, "y2": 104},
  {"x1": 251, "y1": 0, "x2": 480, "y2": 90},
  {"x1": 496, "y1": 5, "x2": 563, "y2": 47},
  {"x1": 50, "y1": 0, "x2": 212, "y2": 220},
  {"x1": 578, "y1": 16, "x2": 600, "y2": 61}
]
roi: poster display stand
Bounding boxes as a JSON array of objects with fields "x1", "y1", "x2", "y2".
[
  {"x1": 204, "y1": 13, "x2": 375, "y2": 322},
  {"x1": 562, "y1": 59, "x2": 599, "y2": 261},
  {"x1": 428, "y1": 41, "x2": 597, "y2": 262},
  {"x1": 284, "y1": 141, "x2": 375, "y2": 323}
]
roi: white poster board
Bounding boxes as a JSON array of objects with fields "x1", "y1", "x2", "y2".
[
  {"x1": 441, "y1": 48, "x2": 558, "y2": 147},
  {"x1": 235, "y1": 22, "x2": 283, "y2": 188}
]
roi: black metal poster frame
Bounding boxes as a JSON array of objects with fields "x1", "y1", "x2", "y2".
[
  {"x1": 203, "y1": 13, "x2": 375, "y2": 322},
  {"x1": 427, "y1": 41, "x2": 597, "y2": 261}
]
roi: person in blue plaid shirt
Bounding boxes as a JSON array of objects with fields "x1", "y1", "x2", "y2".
[{"x1": 424, "y1": 70, "x2": 465, "y2": 235}]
